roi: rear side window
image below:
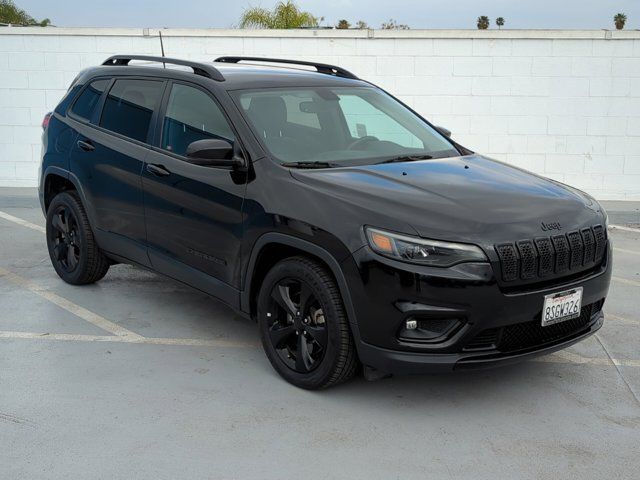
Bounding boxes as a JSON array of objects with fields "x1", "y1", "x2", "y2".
[
  {"x1": 70, "y1": 79, "x2": 109, "y2": 121},
  {"x1": 161, "y1": 83, "x2": 235, "y2": 156},
  {"x1": 99, "y1": 79, "x2": 164, "y2": 143}
]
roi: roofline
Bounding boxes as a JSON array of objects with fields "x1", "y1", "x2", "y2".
[
  {"x1": 1, "y1": 27, "x2": 639, "y2": 40},
  {"x1": 97, "y1": 55, "x2": 360, "y2": 84},
  {"x1": 78, "y1": 63, "x2": 370, "y2": 91}
]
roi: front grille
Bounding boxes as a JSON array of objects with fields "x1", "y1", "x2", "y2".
[
  {"x1": 464, "y1": 301, "x2": 602, "y2": 353},
  {"x1": 593, "y1": 225, "x2": 606, "y2": 259},
  {"x1": 495, "y1": 244, "x2": 519, "y2": 282},
  {"x1": 535, "y1": 237, "x2": 554, "y2": 276},
  {"x1": 552, "y1": 234, "x2": 570, "y2": 274},
  {"x1": 581, "y1": 228, "x2": 595, "y2": 264},
  {"x1": 494, "y1": 225, "x2": 606, "y2": 283}
]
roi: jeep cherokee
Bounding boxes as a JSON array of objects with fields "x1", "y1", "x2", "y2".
[{"x1": 39, "y1": 55, "x2": 612, "y2": 389}]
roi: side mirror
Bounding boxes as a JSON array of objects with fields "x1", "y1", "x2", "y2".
[
  {"x1": 185, "y1": 139, "x2": 242, "y2": 167},
  {"x1": 436, "y1": 126, "x2": 452, "y2": 138}
]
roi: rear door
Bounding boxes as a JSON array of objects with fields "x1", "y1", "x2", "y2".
[
  {"x1": 141, "y1": 80, "x2": 247, "y2": 304},
  {"x1": 68, "y1": 77, "x2": 165, "y2": 265}
]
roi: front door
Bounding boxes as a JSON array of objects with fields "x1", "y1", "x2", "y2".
[{"x1": 141, "y1": 81, "x2": 247, "y2": 303}]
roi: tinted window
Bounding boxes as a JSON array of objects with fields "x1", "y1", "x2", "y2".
[
  {"x1": 282, "y1": 93, "x2": 320, "y2": 129},
  {"x1": 236, "y1": 87, "x2": 457, "y2": 165},
  {"x1": 70, "y1": 79, "x2": 109, "y2": 121},
  {"x1": 161, "y1": 83, "x2": 234, "y2": 156},
  {"x1": 100, "y1": 79, "x2": 164, "y2": 143},
  {"x1": 338, "y1": 95, "x2": 422, "y2": 148}
]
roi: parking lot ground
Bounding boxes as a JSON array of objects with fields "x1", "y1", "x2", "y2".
[{"x1": 1, "y1": 188, "x2": 639, "y2": 480}]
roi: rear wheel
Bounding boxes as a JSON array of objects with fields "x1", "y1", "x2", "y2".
[
  {"x1": 46, "y1": 191, "x2": 110, "y2": 285},
  {"x1": 257, "y1": 256, "x2": 358, "y2": 389}
]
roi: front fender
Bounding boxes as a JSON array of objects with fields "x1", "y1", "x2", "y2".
[{"x1": 240, "y1": 232, "x2": 363, "y2": 345}]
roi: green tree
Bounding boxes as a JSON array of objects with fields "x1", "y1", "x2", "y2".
[
  {"x1": 496, "y1": 17, "x2": 505, "y2": 29},
  {"x1": 336, "y1": 19, "x2": 350, "y2": 29},
  {"x1": 614, "y1": 13, "x2": 627, "y2": 30},
  {"x1": 477, "y1": 15, "x2": 490, "y2": 30},
  {"x1": 0, "y1": 0, "x2": 50, "y2": 26},
  {"x1": 381, "y1": 19, "x2": 409, "y2": 30},
  {"x1": 355, "y1": 20, "x2": 368, "y2": 29},
  {"x1": 239, "y1": 1, "x2": 320, "y2": 29}
]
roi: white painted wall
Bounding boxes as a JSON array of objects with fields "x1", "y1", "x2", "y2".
[{"x1": 0, "y1": 27, "x2": 639, "y2": 199}]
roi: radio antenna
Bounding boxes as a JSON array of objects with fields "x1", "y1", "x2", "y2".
[{"x1": 159, "y1": 30, "x2": 166, "y2": 68}]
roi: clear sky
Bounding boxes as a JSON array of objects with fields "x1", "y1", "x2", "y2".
[{"x1": 17, "y1": 0, "x2": 640, "y2": 30}]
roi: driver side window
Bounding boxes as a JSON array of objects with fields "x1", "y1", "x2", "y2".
[
  {"x1": 338, "y1": 95, "x2": 423, "y2": 148},
  {"x1": 161, "y1": 84, "x2": 235, "y2": 157}
]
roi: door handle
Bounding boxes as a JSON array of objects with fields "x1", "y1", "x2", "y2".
[
  {"x1": 77, "y1": 140, "x2": 94, "y2": 152},
  {"x1": 146, "y1": 163, "x2": 171, "y2": 177}
]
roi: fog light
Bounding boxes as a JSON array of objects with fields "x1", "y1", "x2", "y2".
[
  {"x1": 406, "y1": 319, "x2": 418, "y2": 330},
  {"x1": 399, "y1": 316, "x2": 464, "y2": 344}
]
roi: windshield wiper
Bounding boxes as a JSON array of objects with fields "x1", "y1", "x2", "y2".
[
  {"x1": 285, "y1": 161, "x2": 337, "y2": 169},
  {"x1": 378, "y1": 154, "x2": 433, "y2": 164}
]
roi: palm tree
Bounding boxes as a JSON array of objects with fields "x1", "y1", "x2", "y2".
[
  {"x1": 0, "y1": 0, "x2": 50, "y2": 26},
  {"x1": 496, "y1": 17, "x2": 505, "y2": 29},
  {"x1": 336, "y1": 19, "x2": 350, "y2": 29},
  {"x1": 477, "y1": 16, "x2": 490, "y2": 30},
  {"x1": 614, "y1": 13, "x2": 627, "y2": 30},
  {"x1": 239, "y1": 1, "x2": 320, "y2": 29},
  {"x1": 355, "y1": 20, "x2": 368, "y2": 29},
  {"x1": 381, "y1": 19, "x2": 409, "y2": 30}
]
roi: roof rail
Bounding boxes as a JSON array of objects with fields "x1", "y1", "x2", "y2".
[
  {"x1": 102, "y1": 55, "x2": 225, "y2": 82},
  {"x1": 214, "y1": 56, "x2": 358, "y2": 80}
]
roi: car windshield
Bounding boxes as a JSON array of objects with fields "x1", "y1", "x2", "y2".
[{"x1": 233, "y1": 86, "x2": 460, "y2": 167}]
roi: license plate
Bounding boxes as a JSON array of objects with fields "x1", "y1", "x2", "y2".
[{"x1": 542, "y1": 287, "x2": 583, "y2": 327}]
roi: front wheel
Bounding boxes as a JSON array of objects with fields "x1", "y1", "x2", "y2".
[
  {"x1": 46, "y1": 191, "x2": 110, "y2": 285},
  {"x1": 257, "y1": 256, "x2": 358, "y2": 389}
]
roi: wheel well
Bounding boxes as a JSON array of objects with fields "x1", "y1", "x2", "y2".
[
  {"x1": 44, "y1": 174, "x2": 76, "y2": 212},
  {"x1": 248, "y1": 242, "x2": 337, "y2": 320}
]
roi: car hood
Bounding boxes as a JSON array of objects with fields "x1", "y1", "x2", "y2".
[{"x1": 289, "y1": 155, "x2": 604, "y2": 246}]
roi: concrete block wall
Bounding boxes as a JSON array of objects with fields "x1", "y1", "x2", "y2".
[{"x1": 0, "y1": 27, "x2": 639, "y2": 199}]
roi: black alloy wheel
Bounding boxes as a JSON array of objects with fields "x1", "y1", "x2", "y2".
[
  {"x1": 49, "y1": 205, "x2": 81, "y2": 273},
  {"x1": 267, "y1": 278, "x2": 328, "y2": 373},
  {"x1": 257, "y1": 256, "x2": 358, "y2": 389},
  {"x1": 46, "y1": 191, "x2": 110, "y2": 285}
]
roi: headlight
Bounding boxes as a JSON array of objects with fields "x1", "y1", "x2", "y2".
[{"x1": 365, "y1": 227, "x2": 487, "y2": 267}]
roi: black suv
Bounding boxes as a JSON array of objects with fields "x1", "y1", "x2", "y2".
[{"x1": 39, "y1": 55, "x2": 612, "y2": 389}]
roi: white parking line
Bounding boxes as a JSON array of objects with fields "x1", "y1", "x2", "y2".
[
  {"x1": 0, "y1": 330, "x2": 259, "y2": 348},
  {"x1": 535, "y1": 350, "x2": 640, "y2": 367},
  {"x1": 0, "y1": 210, "x2": 45, "y2": 233},
  {"x1": 0, "y1": 264, "x2": 259, "y2": 349},
  {"x1": 609, "y1": 224, "x2": 640, "y2": 233},
  {"x1": 614, "y1": 247, "x2": 640, "y2": 256},
  {"x1": 1, "y1": 330, "x2": 636, "y2": 366},
  {"x1": 612, "y1": 276, "x2": 640, "y2": 288},
  {"x1": 0, "y1": 267, "x2": 143, "y2": 340}
]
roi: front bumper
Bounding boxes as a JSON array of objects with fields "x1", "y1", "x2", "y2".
[
  {"x1": 357, "y1": 311, "x2": 603, "y2": 374},
  {"x1": 341, "y1": 242, "x2": 612, "y2": 374}
]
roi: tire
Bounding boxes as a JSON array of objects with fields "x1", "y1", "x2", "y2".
[
  {"x1": 46, "y1": 191, "x2": 110, "y2": 285},
  {"x1": 257, "y1": 256, "x2": 358, "y2": 389}
]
